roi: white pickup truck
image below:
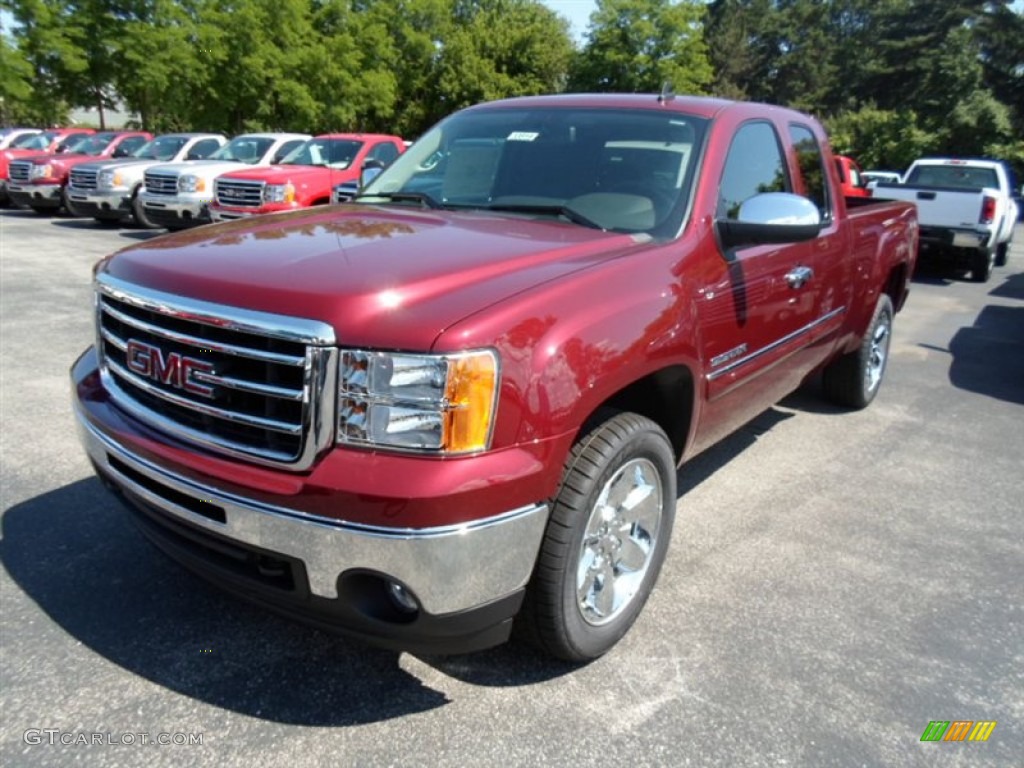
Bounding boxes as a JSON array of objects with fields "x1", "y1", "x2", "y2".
[{"x1": 873, "y1": 157, "x2": 1019, "y2": 282}]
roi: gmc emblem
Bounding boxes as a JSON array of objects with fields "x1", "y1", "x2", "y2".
[{"x1": 125, "y1": 339, "x2": 216, "y2": 398}]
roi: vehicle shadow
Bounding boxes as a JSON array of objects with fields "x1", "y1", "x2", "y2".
[
  {"x1": 936, "y1": 303, "x2": 1024, "y2": 405},
  {"x1": 911, "y1": 259, "x2": 960, "y2": 285},
  {"x1": 50, "y1": 218, "x2": 114, "y2": 230},
  {"x1": 1, "y1": 479, "x2": 452, "y2": 725},
  {"x1": 118, "y1": 230, "x2": 165, "y2": 241},
  {"x1": 989, "y1": 270, "x2": 1024, "y2": 301}
]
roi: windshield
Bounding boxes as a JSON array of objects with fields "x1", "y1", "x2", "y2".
[
  {"x1": 71, "y1": 133, "x2": 118, "y2": 156},
  {"x1": 10, "y1": 133, "x2": 42, "y2": 149},
  {"x1": 133, "y1": 136, "x2": 188, "y2": 161},
  {"x1": 281, "y1": 138, "x2": 362, "y2": 168},
  {"x1": 208, "y1": 136, "x2": 275, "y2": 164},
  {"x1": 57, "y1": 135, "x2": 94, "y2": 153},
  {"x1": 360, "y1": 107, "x2": 707, "y2": 236}
]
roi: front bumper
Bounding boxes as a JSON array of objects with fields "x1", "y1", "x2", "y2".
[
  {"x1": 7, "y1": 182, "x2": 62, "y2": 208},
  {"x1": 140, "y1": 192, "x2": 211, "y2": 228},
  {"x1": 210, "y1": 206, "x2": 258, "y2": 222},
  {"x1": 72, "y1": 348, "x2": 551, "y2": 654},
  {"x1": 67, "y1": 187, "x2": 132, "y2": 218}
]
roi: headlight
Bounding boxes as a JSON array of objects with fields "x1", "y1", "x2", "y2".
[
  {"x1": 338, "y1": 349, "x2": 499, "y2": 453},
  {"x1": 178, "y1": 174, "x2": 205, "y2": 193},
  {"x1": 264, "y1": 182, "x2": 295, "y2": 203},
  {"x1": 97, "y1": 169, "x2": 123, "y2": 189},
  {"x1": 29, "y1": 164, "x2": 53, "y2": 179}
]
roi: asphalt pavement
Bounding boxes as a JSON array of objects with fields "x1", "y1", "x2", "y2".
[{"x1": 1, "y1": 209, "x2": 1021, "y2": 767}]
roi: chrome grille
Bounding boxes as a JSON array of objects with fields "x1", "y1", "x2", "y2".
[
  {"x1": 9, "y1": 161, "x2": 31, "y2": 183},
  {"x1": 144, "y1": 171, "x2": 178, "y2": 195},
  {"x1": 95, "y1": 275, "x2": 337, "y2": 469},
  {"x1": 70, "y1": 167, "x2": 99, "y2": 191},
  {"x1": 215, "y1": 178, "x2": 264, "y2": 208}
]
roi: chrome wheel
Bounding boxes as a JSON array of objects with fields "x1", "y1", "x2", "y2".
[
  {"x1": 865, "y1": 313, "x2": 891, "y2": 394},
  {"x1": 576, "y1": 458, "x2": 663, "y2": 626}
]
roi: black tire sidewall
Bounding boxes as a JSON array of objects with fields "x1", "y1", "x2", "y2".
[
  {"x1": 859, "y1": 294, "x2": 894, "y2": 406},
  {"x1": 552, "y1": 415, "x2": 676, "y2": 660}
]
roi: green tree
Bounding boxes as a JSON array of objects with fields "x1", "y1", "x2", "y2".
[
  {"x1": 1, "y1": 27, "x2": 48, "y2": 125},
  {"x1": 436, "y1": 0, "x2": 573, "y2": 113},
  {"x1": 825, "y1": 105, "x2": 936, "y2": 171},
  {"x1": 571, "y1": 0, "x2": 712, "y2": 94}
]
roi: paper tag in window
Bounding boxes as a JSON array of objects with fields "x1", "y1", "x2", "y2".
[{"x1": 507, "y1": 132, "x2": 539, "y2": 142}]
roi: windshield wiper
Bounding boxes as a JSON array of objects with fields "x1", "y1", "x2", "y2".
[
  {"x1": 484, "y1": 203, "x2": 604, "y2": 231},
  {"x1": 356, "y1": 191, "x2": 442, "y2": 209}
]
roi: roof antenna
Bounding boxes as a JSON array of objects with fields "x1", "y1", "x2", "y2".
[{"x1": 658, "y1": 82, "x2": 675, "y2": 104}]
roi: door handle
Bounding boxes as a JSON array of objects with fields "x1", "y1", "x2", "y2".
[{"x1": 785, "y1": 265, "x2": 814, "y2": 289}]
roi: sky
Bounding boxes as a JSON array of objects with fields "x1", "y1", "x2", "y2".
[{"x1": 541, "y1": 0, "x2": 598, "y2": 41}]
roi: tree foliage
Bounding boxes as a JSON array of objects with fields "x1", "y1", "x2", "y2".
[
  {"x1": 571, "y1": 0, "x2": 712, "y2": 93},
  {"x1": 0, "y1": 0, "x2": 1021, "y2": 178}
]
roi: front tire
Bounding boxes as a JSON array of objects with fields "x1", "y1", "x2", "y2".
[
  {"x1": 518, "y1": 411, "x2": 676, "y2": 661},
  {"x1": 823, "y1": 294, "x2": 894, "y2": 409},
  {"x1": 131, "y1": 191, "x2": 156, "y2": 228},
  {"x1": 995, "y1": 242, "x2": 1008, "y2": 267}
]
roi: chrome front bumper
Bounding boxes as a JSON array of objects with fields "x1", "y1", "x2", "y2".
[
  {"x1": 139, "y1": 192, "x2": 206, "y2": 217},
  {"x1": 75, "y1": 407, "x2": 549, "y2": 616},
  {"x1": 67, "y1": 187, "x2": 131, "y2": 208},
  {"x1": 8, "y1": 182, "x2": 62, "y2": 202}
]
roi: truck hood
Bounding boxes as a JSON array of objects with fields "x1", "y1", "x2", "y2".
[
  {"x1": 219, "y1": 164, "x2": 342, "y2": 185},
  {"x1": 148, "y1": 160, "x2": 255, "y2": 179},
  {"x1": 99, "y1": 205, "x2": 651, "y2": 350},
  {"x1": 77, "y1": 157, "x2": 168, "y2": 172}
]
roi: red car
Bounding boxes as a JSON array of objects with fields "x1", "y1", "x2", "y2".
[
  {"x1": 210, "y1": 133, "x2": 404, "y2": 221},
  {"x1": 1, "y1": 127, "x2": 96, "y2": 207},
  {"x1": 7, "y1": 131, "x2": 151, "y2": 213}
]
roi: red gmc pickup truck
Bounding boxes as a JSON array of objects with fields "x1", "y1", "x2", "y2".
[
  {"x1": 209, "y1": 133, "x2": 405, "y2": 222},
  {"x1": 72, "y1": 94, "x2": 918, "y2": 661},
  {"x1": 8, "y1": 131, "x2": 152, "y2": 213}
]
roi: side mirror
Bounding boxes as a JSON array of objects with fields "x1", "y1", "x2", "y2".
[
  {"x1": 716, "y1": 192, "x2": 822, "y2": 250},
  {"x1": 112, "y1": 145, "x2": 130, "y2": 158},
  {"x1": 360, "y1": 159, "x2": 385, "y2": 188}
]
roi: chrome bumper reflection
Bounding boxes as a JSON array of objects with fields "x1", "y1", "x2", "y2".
[{"x1": 75, "y1": 408, "x2": 549, "y2": 615}]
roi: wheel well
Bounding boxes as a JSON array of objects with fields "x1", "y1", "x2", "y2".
[
  {"x1": 594, "y1": 365, "x2": 693, "y2": 461},
  {"x1": 884, "y1": 262, "x2": 908, "y2": 311}
]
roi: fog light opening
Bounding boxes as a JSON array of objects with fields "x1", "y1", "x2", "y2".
[{"x1": 388, "y1": 581, "x2": 420, "y2": 614}]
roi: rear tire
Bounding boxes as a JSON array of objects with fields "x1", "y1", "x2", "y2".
[
  {"x1": 822, "y1": 294, "x2": 894, "y2": 409},
  {"x1": 971, "y1": 247, "x2": 994, "y2": 282},
  {"x1": 518, "y1": 411, "x2": 676, "y2": 662}
]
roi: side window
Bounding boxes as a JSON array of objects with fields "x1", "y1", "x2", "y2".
[
  {"x1": 117, "y1": 136, "x2": 148, "y2": 156},
  {"x1": 718, "y1": 122, "x2": 788, "y2": 219},
  {"x1": 189, "y1": 139, "x2": 222, "y2": 159},
  {"x1": 272, "y1": 140, "x2": 305, "y2": 163},
  {"x1": 369, "y1": 142, "x2": 400, "y2": 166},
  {"x1": 789, "y1": 124, "x2": 830, "y2": 220}
]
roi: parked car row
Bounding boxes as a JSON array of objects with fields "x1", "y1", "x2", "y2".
[{"x1": 1, "y1": 128, "x2": 407, "y2": 229}]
